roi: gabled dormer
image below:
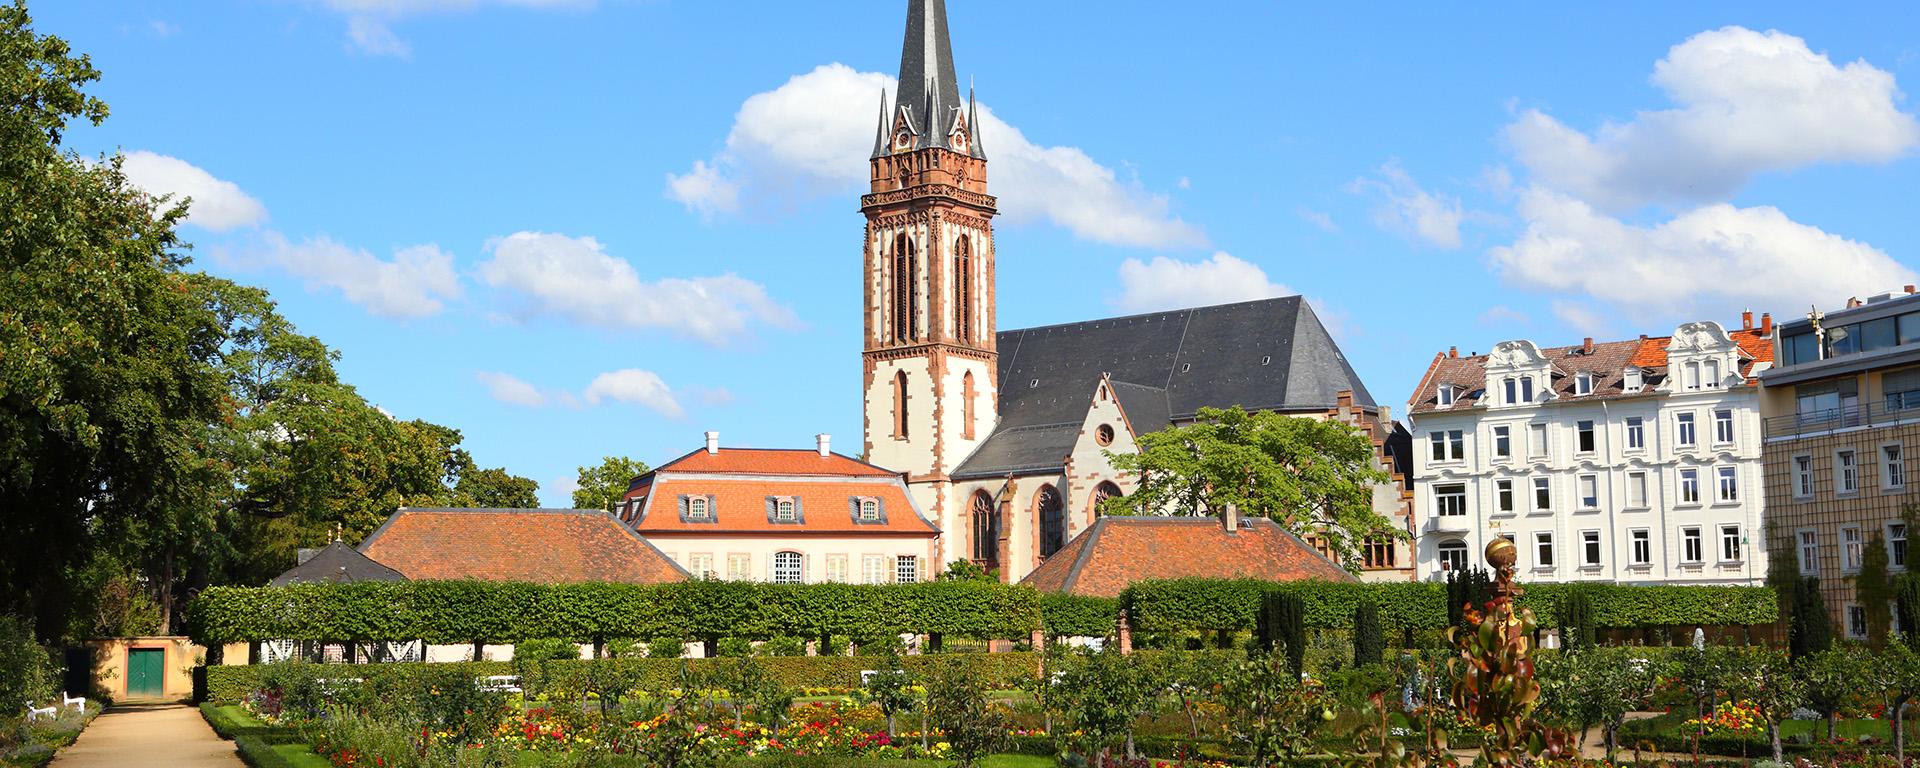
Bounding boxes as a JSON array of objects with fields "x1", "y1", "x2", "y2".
[
  {"x1": 1483, "y1": 340, "x2": 1552, "y2": 408},
  {"x1": 1661, "y1": 321, "x2": 1743, "y2": 393}
]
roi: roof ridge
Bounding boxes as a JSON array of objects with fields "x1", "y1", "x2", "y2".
[{"x1": 998, "y1": 295, "x2": 1302, "y2": 337}]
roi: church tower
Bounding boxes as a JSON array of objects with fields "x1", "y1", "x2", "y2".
[{"x1": 862, "y1": 0, "x2": 997, "y2": 543}]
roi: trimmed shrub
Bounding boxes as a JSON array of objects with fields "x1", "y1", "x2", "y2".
[
  {"x1": 1353, "y1": 601, "x2": 1383, "y2": 668},
  {"x1": 1257, "y1": 592, "x2": 1305, "y2": 677},
  {"x1": 1789, "y1": 576, "x2": 1831, "y2": 659},
  {"x1": 1558, "y1": 590, "x2": 1595, "y2": 651}
]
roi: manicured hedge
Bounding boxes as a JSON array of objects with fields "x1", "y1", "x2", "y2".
[
  {"x1": 203, "y1": 653, "x2": 1045, "y2": 705},
  {"x1": 1038, "y1": 594, "x2": 1117, "y2": 637},
  {"x1": 188, "y1": 579, "x2": 1042, "y2": 645},
  {"x1": 1119, "y1": 578, "x2": 1778, "y2": 632}
]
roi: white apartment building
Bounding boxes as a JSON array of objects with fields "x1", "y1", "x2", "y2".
[{"x1": 1405, "y1": 316, "x2": 1775, "y2": 584}]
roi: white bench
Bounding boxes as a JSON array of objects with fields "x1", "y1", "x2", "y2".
[
  {"x1": 25, "y1": 701, "x2": 57, "y2": 723},
  {"x1": 476, "y1": 675, "x2": 521, "y2": 693},
  {"x1": 62, "y1": 693, "x2": 86, "y2": 711}
]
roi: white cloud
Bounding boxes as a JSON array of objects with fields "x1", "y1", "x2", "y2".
[
  {"x1": 584, "y1": 368, "x2": 684, "y2": 418},
  {"x1": 345, "y1": 16, "x2": 410, "y2": 57},
  {"x1": 1476, "y1": 306, "x2": 1531, "y2": 327},
  {"x1": 1347, "y1": 161, "x2": 1463, "y2": 249},
  {"x1": 1113, "y1": 252, "x2": 1293, "y2": 313},
  {"x1": 475, "y1": 371, "x2": 547, "y2": 407},
  {"x1": 1550, "y1": 300, "x2": 1610, "y2": 336},
  {"x1": 120, "y1": 151, "x2": 268, "y2": 232},
  {"x1": 666, "y1": 64, "x2": 1205, "y2": 249},
  {"x1": 1507, "y1": 26, "x2": 1919, "y2": 212},
  {"x1": 256, "y1": 232, "x2": 462, "y2": 318},
  {"x1": 476, "y1": 231, "x2": 798, "y2": 344},
  {"x1": 317, "y1": 0, "x2": 593, "y2": 56},
  {"x1": 148, "y1": 20, "x2": 178, "y2": 37},
  {"x1": 1488, "y1": 186, "x2": 1917, "y2": 319},
  {"x1": 1295, "y1": 208, "x2": 1339, "y2": 233}
]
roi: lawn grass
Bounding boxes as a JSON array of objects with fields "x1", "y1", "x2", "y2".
[
  {"x1": 979, "y1": 755, "x2": 1056, "y2": 768},
  {"x1": 270, "y1": 743, "x2": 334, "y2": 768}
]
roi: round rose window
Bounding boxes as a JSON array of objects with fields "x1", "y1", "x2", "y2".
[{"x1": 1095, "y1": 424, "x2": 1115, "y2": 446}]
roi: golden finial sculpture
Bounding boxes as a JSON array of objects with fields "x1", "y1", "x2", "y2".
[{"x1": 1485, "y1": 538, "x2": 1519, "y2": 600}]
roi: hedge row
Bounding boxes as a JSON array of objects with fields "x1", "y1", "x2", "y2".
[
  {"x1": 189, "y1": 580, "x2": 1053, "y2": 645},
  {"x1": 1118, "y1": 578, "x2": 1779, "y2": 632},
  {"x1": 203, "y1": 653, "x2": 1046, "y2": 705}
]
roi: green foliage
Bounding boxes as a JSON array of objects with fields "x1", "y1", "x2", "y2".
[
  {"x1": 1556, "y1": 590, "x2": 1595, "y2": 652},
  {"x1": 1103, "y1": 406, "x2": 1398, "y2": 569},
  {"x1": 608, "y1": 663, "x2": 720, "y2": 768},
  {"x1": 1858, "y1": 532, "x2": 1894, "y2": 647},
  {"x1": 1040, "y1": 595, "x2": 1115, "y2": 638},
  {"x1": 1119, "y1": 577, "x2": 1776, "y2": 634},
  {"x1": 0, "y1": 615, "x2": 58, "y2": 717},
  {"x1": 1447, "y1": 567, "x2": 1492, "y2": 628},
  {"x1": 1789, "y1": 576, "x2": 1832, "y2": 659},
  {"x1": 1220, "y1": 650, "x2": 1328, "y2": 766},
  {"x1": 1353, "y1": 600, "x2": 1384, "y2": 668},
  {"x1": 1257, "y1": 591, "x2": 1306, "y2": 677},
  {"x1": 572, "y1": 456, "x2": 649, "y2": 512},
  {"x1": 1796, "y1": 647, "x2": 1863, "y2": 739},
  {"x1": 406, "y1": 664, "x2": 509, "y2": 744},
  {"x1": 856, "y1": 652, "x2": 917, "y2": 737},
  {"x1": 720, "y1": 655, "x2": 795, "y2": 731},
  {"x1": 940, "y1": 560, "x2": 994, "y2": 582},
  {"x1": 1054, "y1": 647, "x2": 1161, "y2": 762},
  {"x1": 511, "y1": 638, "x2": 581, "y2": 661},
  {"x1": 448, "y1": 466, "x2": 539, "y2": 509},
  {"x1": 1535, "y1": 647, "x2": 1662, "y2": 753},
  {"x1": 188, "y1": 579, "x2": 1045, "y2": 644},
  {"x1": 923, "y1": 657, "x2": 1011, "y2": 768},
  {"x1": 649, "y1": 636, "x2": 688, "y2": 659}
]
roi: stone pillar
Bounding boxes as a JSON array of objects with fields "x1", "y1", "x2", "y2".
[{"x1": 1116, "y1": 609, "x2": 1133, "y2": 655}]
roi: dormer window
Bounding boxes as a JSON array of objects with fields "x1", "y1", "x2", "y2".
[
  {"x1": 858, "y1": 498, "x2": 879, "y2": 521},
  {"x1": 774, "y1": 498, "x2": 797, "y2": 522},
  {"x1": 686, "y1": 496, "x2": 711, "y2": 520},
  {"x1": 1574, "y1": 372, "x2": 1595, "y2": 396},
  {"x1": 1624, "y1": 368, "x2": 1643, "y2": 392},
  {"x1": 1437, "y1": 385, "x2": 1457, "y2": 406},
  {"x1": 1704, "y1": 359, "x2": 1721, "y2": 388}
]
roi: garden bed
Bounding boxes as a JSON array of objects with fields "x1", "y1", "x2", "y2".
[{"x1": 2, "y1": 702, "x2": 101, "y2": 767}]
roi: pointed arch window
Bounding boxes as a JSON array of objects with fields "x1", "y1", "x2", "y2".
[
  {"x1": 892, "y1": 234, "x2": 913, "y2": 342},
  {"x1": 970, "y1": 491, "x2": 998, "y2": 567},
  {"x1": 1037, "y1": 485, "x2": 1066, "y2": 558},
  {"x1": 892, "y1": 370, "x2": 910, "y2": 439},
  {"x1": 954, "y1": 234, "x2": 972, "y2": 343},
  {"x1": 962, "y1": 371, "x2": 977, "y2": 440},
  {"x1": 1091, "y1": 481, "x2": 1122, "y2": 515}
]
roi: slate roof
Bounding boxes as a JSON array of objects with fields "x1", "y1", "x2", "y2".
[
  {"x1": 876, "y1": 0, "x2": 983, "y2": 159},
  {"x1": 269, "y1": 541, "x2": 405, "y2": 586},
  {"x1": 359, "y1": 508, "x2": 687, "y2": 584},
  {"x1": 955, "y1": 296, "x2": 1370, "y2": 478},
  {"x1": 1019, "y1": 516, "x2": 1355, "y2": 598},
  {"x1": 1406, "y1": 325, "x2": 1774, "y2": 415},
  {"x1": 648, "y1": 448, "x2": 899, "y2": 478}
]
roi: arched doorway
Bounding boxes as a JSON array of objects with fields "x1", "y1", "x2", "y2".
[{"x1": 1037, "y1": 485, "x2": 1065, "y2": 558}]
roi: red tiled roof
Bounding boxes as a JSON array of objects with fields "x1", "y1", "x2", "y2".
[
  {"x1": 1020, "y1": 516, "x2": 1353, "y2": 597},
  {"x1": 630, "y1": 477, "x2": 937, "y2": 535},
  {"x1": 359, "y1": 508, "x2": 687, "y2": 583},
  {"x1": 652, "y1": 448, "x2": 898, "y2": 477},
  {"x1": 1407, "y1": 324, "x2": 1774, "y2": 414}
]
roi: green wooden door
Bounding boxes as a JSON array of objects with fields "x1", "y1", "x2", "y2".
[{"x1": 127, "y1": 648, "x2": 164, "y2": 698}]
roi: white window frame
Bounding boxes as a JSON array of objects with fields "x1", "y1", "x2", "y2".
[
  {"x1": 1716, "y1": 466, "x2": 1738, "y2": 502},
  {"x1": 1628, "y1": 528, "x2": 1652, "y2": 566},
  {"x1": 1841, "y1": 525, "x2": 1864, "y2": 573},
  {"x1": 1797, "y1": 528, "x2": 1820, "y2": 575},
  {"x1": 1576, "y1": 420, "x2": 1596, "y2": 455},
  {"x1": 774, "y1": 497, "x2": 798, "y2": 522},
  {"x1": 1847, "y1": 604, "x2": 1869, "y2": 641},
  {"x1": 1890, "y1": 521, "x2": 1910, "y2": 571},
  {"x1": 862, "y1": 554, "x2": 889, "y2": 585},
  {"x1": 1713, "y1": 409, "x2": 1735, "y2": 445},
  {"x1": 1437, "y1": 540, "x2": 1468, "y2": 572},
  {"x1": 1492, "y1": 425, "x2": 1511, "y2": 459},
  {"x1": 894, "y1": 555, "x2": 919, "y2": 584},
  {"x1": 772, "y1": 551, "x2": 805, "y2": 584},
  {"x1": 1625, "y1": 417, "x2": 1645, "y2": 450},
  {"x1": 1437, "y1": 385, "x2": 1456, "y2": 406},
  {"x1": 1580, "y1": 529, "x2": 1602, "y2": 568},
  {"x1": 857, "y1": 497, "x2": 880, "y2": 521},
  {"x1": 1502, "y1": 377, "x2": 1517, "y2": 405},
  {"x1": 1533, "y1": 531, "x2": 1555, "y2": 569},
  {"x1": 824, "y1": 554, "x2": 849, "y2": 583},
  {"x1": 1885, "y1": 443, "x2": 1907, "y2": 491},
  {"x1": 688, "y1": 553, "x2": 714, "y2": 580},
  {"x1": 1529, "y1": 423, "x2": 1549, "y2": 458},
  {"x1": 1676, "y1": 412, "x2": 1697, "y2": 448},
  {"x1": 687, "y1": 496, "x2": 712, "y2": 520},
  {"x1": 1532, "y1": 476, "x2": 1552, "y2": 512},
  {"x1": 1429, "y1": 430, "x2": 1464, "y2": 463},
  {"x1": 1575, "y1": 372, "x2": 1595, "y2": 396},
  {"x1": 1793, "y1": 454, "x2": 1815, "y2": 500},
  {"x1": 727, "y1": 553, "x2": 751, "y2": 581},
  {"x1": 1626, "y1": 470, "x2": 1648, "y2": 508},
  {"x1": 1705, "y1": 359, "x2": 1722, "y2": 388},
  {"x1": 1578, "y1": 474, "x2": 1599, "y2": 510},
  {"x1": 1837, "y1": 450, "x2": 1859, "y2": 495},
  {"x1": 1495, "y1": 478, "x2": 1515, "y2": 514},
  {"x1": 1681, "y1": 526, "x2": 1704, "y2": 565},
  {"x1": 1678, "y1": 468, "x2": 1700, "y2": 505},
  {"x1": 1434, "y1": 483, "x2": 1468, "y2": 517},
  {"x1": 1720, "y1": 524, "x2": 1742, "y2": 564}
]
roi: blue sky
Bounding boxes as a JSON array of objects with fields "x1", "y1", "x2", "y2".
[{"x1": 37, "y1": 1, "x2": 1920, "y2": 505}]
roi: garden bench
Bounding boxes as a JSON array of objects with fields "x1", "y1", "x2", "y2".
[
  {"x1": 476, "y1": 675, "x2": 522, "y2": 693},
  {"x1": 25, "y1": 701, "x2": 57, "y2": 723},
  {"x1": 62, "y1": 693, "x2": 85, "y2": 711}
]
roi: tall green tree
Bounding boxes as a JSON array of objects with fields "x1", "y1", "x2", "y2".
[
  {"x1": 1859, "y1": 531, "x2": 1895, "y2": 648},
  {"x1": 572, "y1": 455, "x2": 649, "y2": 511},
  {"x1": 452, "y1": 466, "x2": 540, "y2": 508},
  {"x1": 1101, "y1": 406, "x2": 1398, "y2": 569}
]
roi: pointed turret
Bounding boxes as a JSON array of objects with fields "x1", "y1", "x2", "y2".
[
  {"x1": 871, "y1": 88, "x2": 892, "y2": 159},
  {"x1": 893, "y1": 0, "x2": 980, "y2": 156},
  {"x1": 967, "y1": 84, "x2": 985, "y2": 160}
]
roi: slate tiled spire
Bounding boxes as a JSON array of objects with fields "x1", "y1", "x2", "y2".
[{"x1": 876, "y1": 0, "x2": 984, "y2": 159}]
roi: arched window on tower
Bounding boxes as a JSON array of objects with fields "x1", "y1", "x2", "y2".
[
  {"x1": 970, "y1": 491, "x2": 998, "y2": 568},
  {"x1": 1091, "y1": 481, "x2": 1122, "y2": 516},
  {"x1": 892, "y1": 370, "x2": 909, "y2": 439},
  {"x1": 1036, "y1": 485, "x2": 1065, "y2": 558},
  {"x1": 892, "y1": 234, "x2": 911, "y2": 342},
  {"x1": 954, "y1": 234, "x2": 972, "y2": 343},
  {"x1": 962, "y1": 371, "x2": 976, "y2": 440}
]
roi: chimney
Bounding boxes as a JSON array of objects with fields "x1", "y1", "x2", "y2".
[
  {"x1": 704, "y1": 431, "x2": 719, "y2": 455},
  {"x1": 295, "y1": 547, "x2": 320, "y2": 566},
  {"x1": 1761, "y1": 313, "x2": 1773, "y2": 336},
  {"x1": 1582, "y1": 337, "x2": 1594, "y2": 354},
  {"x1": 816, "y1": 433, "x2": 831, "y2": 457},
  {"x1": 1741, "y1": 310, "x2": 1753, "y2": 330},
  {"x1": 1448, "y1": 346, "x2": 1458, "y2": 359},
  {"x1": 1222, "y1": 503, "x2": 1240, "y2": 534},
  {"x1": 1907, "y1": 285, "x2": 1917, "y2": 295},
  {"x1": 1848, "y1": 296, "x2": 1863, "y2": 309}
]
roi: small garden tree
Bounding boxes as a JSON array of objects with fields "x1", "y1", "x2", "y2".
[
  {"x1": 1354, "y1": 600, "x2": 1384, "y2": 668},
  {"x1": 856, "y1": 652, "x2": 917, "y2": 738},
  {"x1": 1556, "y1": 590, "x2": 1595, "y2": 651},
  {"x1": 1797, "y1": 647, "x2": 1862, "y2": 742},
  {"x1": 721, "y1": 655, "x2": 794, "y2": 731},
  {"x1": 1859, "y1": 532, "x2": 1896, "y2": 648},
  {"x1": 1257, "y1": 591, "x2": 1307, "y2": 677},
  {"x1": 1877, "y1": 641, "x2": 1920, "y2": 759},
  {"x1": 1789, "y1": 576, "x2": 1832, "y2": 659},
  {"x1": 1056, "y1": 647, "x2": 1161, "y2": 764},
  {"x1": 613, "y1": 663, "x2": 719, "y2": 768},
  {"x1": 924, "y1": 658, "x2": 1010, "y2": 768},
  {"x1": 1446, "y1": 567, "x2": 1492, "y2": 629},
  {"x1": 1222, "y1": 650, "x2": 1328, "y2": 766}
]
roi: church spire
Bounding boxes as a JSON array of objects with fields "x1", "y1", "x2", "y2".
[
  {"x1": 877, "y1": 0, "x2": 982, "y2": 158},
  {"x1": 870, "y1": 87, "x2": 891, "y2": 159}
]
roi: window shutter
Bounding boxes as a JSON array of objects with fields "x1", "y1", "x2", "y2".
[
  {"x1": 765, "y1": 496, "x2": 777, "y2": 522},
  {"x1": 793, "y1": 497, "x2": 804, "y2": 523},
  {"x1": 849, "y1": 497, "x2": 860, "y2": 522},
  {"x1": 803, "y1": 553, "x2": 812, "y2": 584}
]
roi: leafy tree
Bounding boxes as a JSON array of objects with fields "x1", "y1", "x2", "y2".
[
  {"x1": 1796, "y1": 647, "x2": 1862, "y2": 742},
  {"x1": 1556, "y1": 590, "x2": 1596, "y2": 651},
  {"x1": 857, "y1": 653, "x2": 918, "y2": 738},
  {"x1": 572, "y1": 455, "x2": 649, "y2": 511},
  {"x1": 1221, "y1": 649, "x2": 1329, "y2": 766},
  {"x1": 451, "y1": 466, "x2": 539, "y2": 508},
  {"x1": 1101, "y1": 406, "x2": 1397, "y2": 569},
  {"x1": 1257, "y1": 591, "x2": 1307, "y2": 677},
  {"x1": 1537, "y1": 648, "x2": 1659, "y2": 755},
  {"x1": 1876, "y1": 641, "x2": 1920, "y2": 760},
  {"x1": 939, "y1": 559, "x2": 994, "y2": 582},
  {"x1": 924, "y1": 657, "x2": 1010, "y2": 768},
  {"x1": 1056, "y1": 647, "x2": 1161, "y2": 764},
  {"x1": 1353, "y1": 600, "x2": 1384, "y2": 668},
  {"x1": 1789, "y1": 577, "x2": 1832, "y2": 659},
  {"x1": 1858, "y1": 532, "x2": 1895, "y2": 648}
]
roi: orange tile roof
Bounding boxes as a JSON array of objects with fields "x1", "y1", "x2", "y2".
[
  {"x1": 1407, "y1": 323, "x2": 1774, "y2": 414},
  {"x1": 1020, "y1": 516, "x2": 1353, "y2": 597},
  {"x1": 359, "y1": 508, "x2": 687, "y2": 584},
  {"x1": 653, "y1": 448, "x2": 899, "y2": 477},
  {"x1": 631, "y1": 477, "x2": 938, "y2": 536}
]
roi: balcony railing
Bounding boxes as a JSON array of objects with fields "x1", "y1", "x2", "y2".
[{"x1": 1766, "y1": 398, "x2": 1920, "y2": 439}]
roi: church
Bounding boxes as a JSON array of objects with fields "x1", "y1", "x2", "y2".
[{"x1": 856, "y1": 0, "x2": 1412, "y2": 583}]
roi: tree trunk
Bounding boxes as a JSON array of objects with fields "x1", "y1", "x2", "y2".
[
  {"x1": 1897, "y1": 698, "x2": 1910, "y2": 761},
  {"x1": 1125, "y1": 730, "x2": 1136, "y2": 760},
  {"x1": 1828, "y1": 710, "x2": 1838, "y2": 742},
  {"x1": 1769, "y1": 721, "x2": 1783, "y2": 763},
  {"x1": 1604, "y1": 721, "x2": 1618, "y2": 754},
  {"x1": 1184, "y1": 700, "x2": 1199, "y2": 740},
  {"x1": 155, "y1": 547, "x2": 176, "y2": 633},
  {"x1": 885, "y1": 712, "x2": 895, "y2": 739}
]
